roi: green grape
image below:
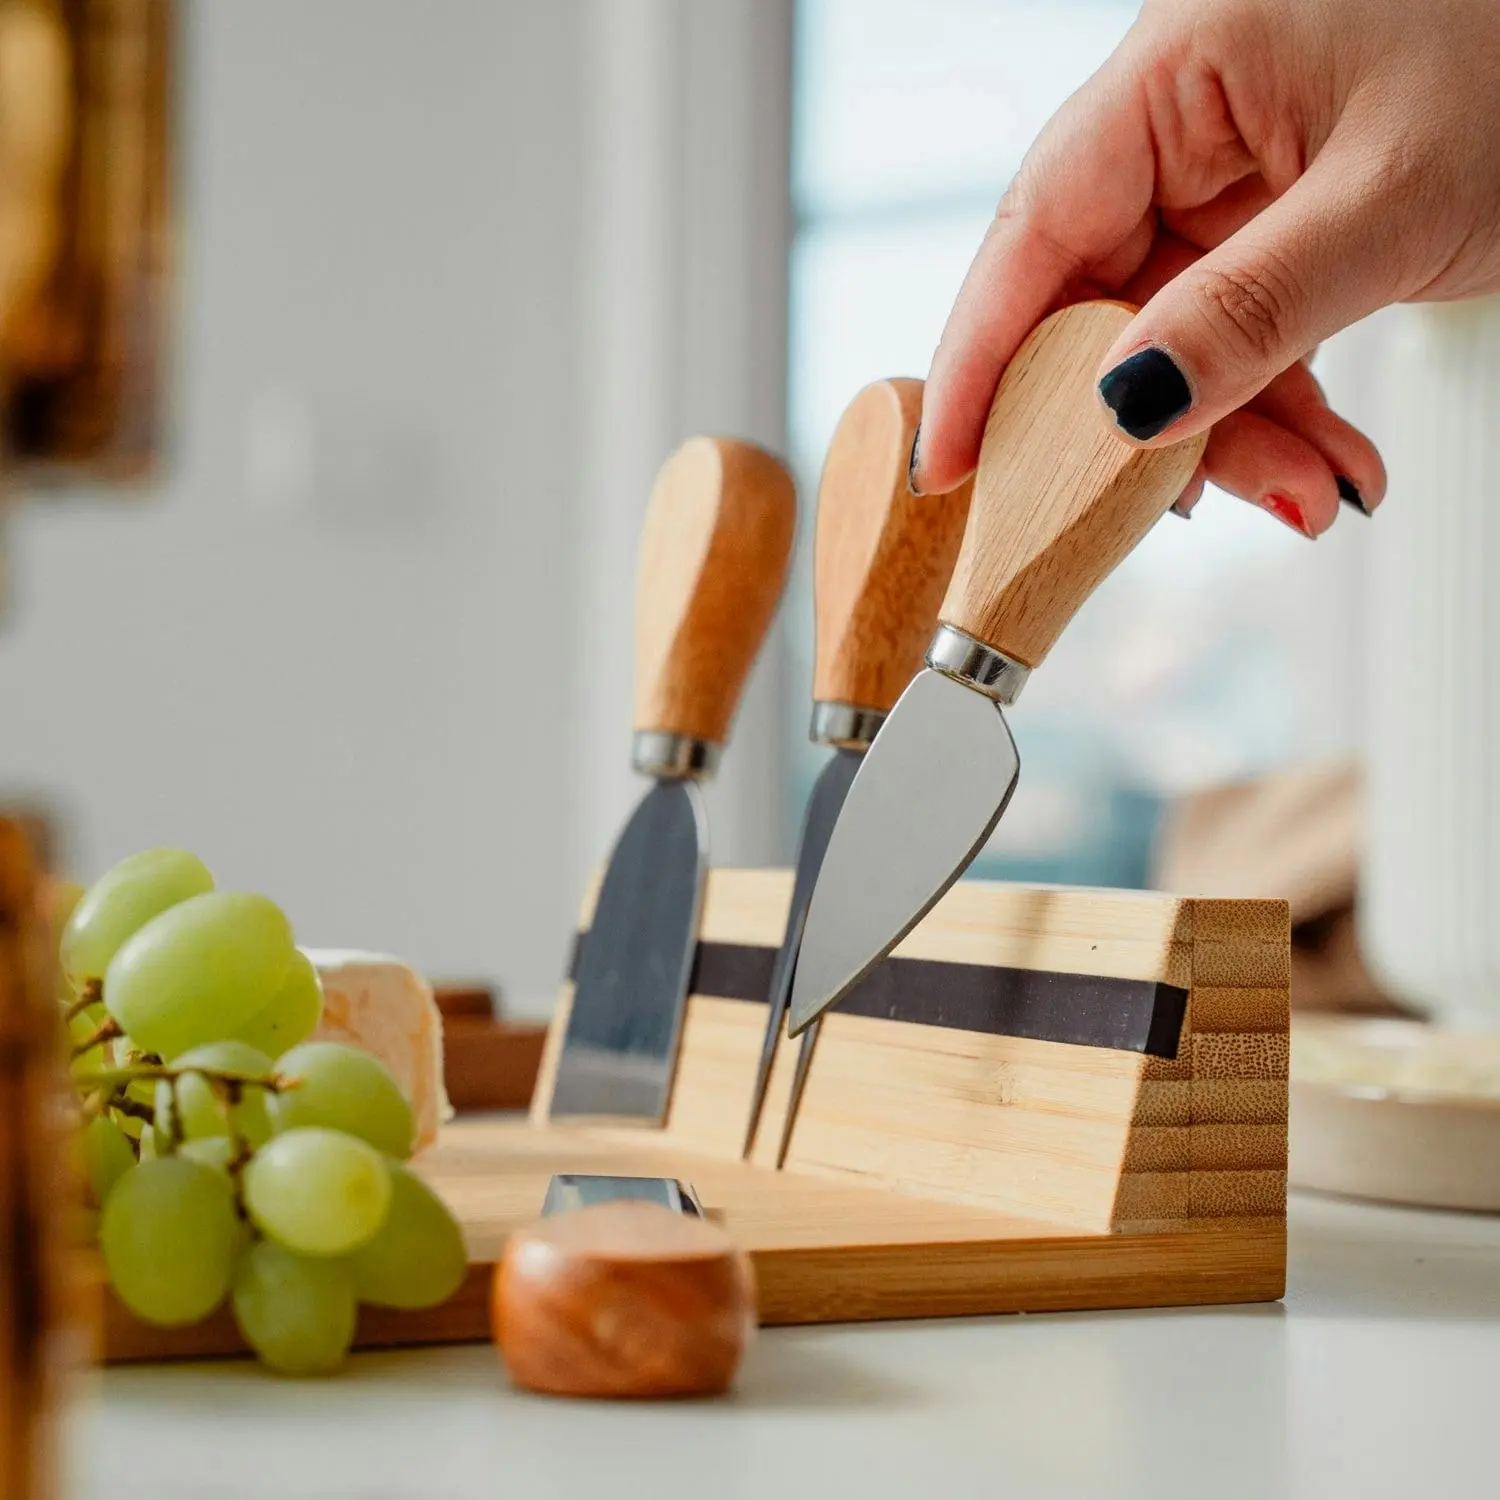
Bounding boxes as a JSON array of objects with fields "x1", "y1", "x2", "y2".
[
  {"x1": 231, "y1": 1239, "x2": 357, "y2": 1376},
  {"x1": 243, "y1": 1127, "x2": 390, "y2": 1257},
  {"x1": 174, "y1": 1140, "x2": 253, "y2": 1256},
  {"x1": 61, "y1": 849, "x2": 214, "y2": 984},
  {"x1": 67, "y1": 1003, "x2": 114, "y2": 1077},
  {"x1": 138, "y1": 1123, "x2": 156, "y2": 1161},
  {"x1": 104, "y1": 892, "x2": 294, "y2": 1060},
  {"x1": 95, "y1": 1034, "x2": 158, "y2": 1137},
  {"x1": 178, "y1": 1136, "x2": 236, "y2": 1172},
  {"x1": 350, "y1": 1160, "x2": 466, "y2": 1309},
  {"x1": 112, "y1": 1038, "x2": 159, "y2": 1108},
  {"x1": 269, "y1": 1042, "x2": 414, "y2": 1158},
  {"x1": 234, "y1": 949, "x2": 323, "y2": 1056},
  {"x1": 79, "y1": 1114, "x2": 135, "y2": 1207},
  {"x1": 155, "y1": 1041, "x2": 274, "y2": 1147},
  {"x1": 99, "y1": 1158, "x2": 238, "y2": 1326}
]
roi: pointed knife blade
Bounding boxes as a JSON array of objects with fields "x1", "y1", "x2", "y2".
[
  {"x1": 740, "y1": 745, "x2": 861, "y2": 1156},
  {"x1": 784, "y1": 300, "x2": 1208, "y2": 1038},
  {"x1": 785, "y1": 667, "x2": 1019, "y2": 1035},
  {"x1": 739, "y1": 377, "x2": 973, "y2": 1160}
]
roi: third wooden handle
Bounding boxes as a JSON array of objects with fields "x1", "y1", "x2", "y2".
[{"x1": 938, "y1": 301, "x2": 1207, "y2": 669}]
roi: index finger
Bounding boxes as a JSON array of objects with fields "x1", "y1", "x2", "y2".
[{"x1": 913, "y1": 60, "x2": 1157, "y2": 494}]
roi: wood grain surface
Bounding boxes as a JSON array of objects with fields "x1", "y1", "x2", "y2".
[
  {"x1": 939, "y1": 301, "x2": 1207, "y2": 668},
  {"x1": 812, "y1": 378, "x2": 972, "y2": 713},
  {"x1": 493, "y1": 1200, "x2": 755, "y2": 1397},
  {"x1": 632, "y1": 436, "x2": 796, "y2": 745}
]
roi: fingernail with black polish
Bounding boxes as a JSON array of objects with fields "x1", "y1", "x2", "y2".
[
  {"x1": 907, "y1": 424, "x2": 924, "y2": 495},
  {"x1": 1336, "y1": 475, "x2": 1370, "y2": 515},
  {"x1": 1170, "y1": 498, "x2": 1194, "y2": 520},
  {"x1": 1097, "y1": 347, "x2": 1194, "y2": 441}
]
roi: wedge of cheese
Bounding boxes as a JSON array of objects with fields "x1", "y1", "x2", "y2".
[{"x1": 303, "y1": 949, "x2": 453, "y2": 1153}]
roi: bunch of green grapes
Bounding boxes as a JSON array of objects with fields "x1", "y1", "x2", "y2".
[{"x1": 60, "y1": 848, "x2": 467, "y2": 1377}]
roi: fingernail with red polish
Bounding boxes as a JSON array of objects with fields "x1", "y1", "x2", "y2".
[
  {"x1": 1262, "y1": 493, "x2": 1315, "y2": 538},
  {"x1": 907, "y1": 425, "x2": 924, "y2": 495}
]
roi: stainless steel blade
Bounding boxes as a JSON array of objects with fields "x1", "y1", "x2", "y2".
[
  {"x1": 550, "y1": 779, "x2": 707, "y2": 1121},
  {"x1": 740, "y1": 746, "x2": 862, "y2": 1158},
  {"x1": 775, "y1": 1019, "x2": 819, "y2": 1168},
  {"x1": 541, "y1": 1174, "x2": 704, "y2": 1218},
  {"x1": 785, "y1": 667, "x2": 1020, "y2": 1035}
]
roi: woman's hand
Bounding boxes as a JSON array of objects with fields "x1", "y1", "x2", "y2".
[{"x1": 914, "y1": 0, "x2": 1500, "y2": 535}]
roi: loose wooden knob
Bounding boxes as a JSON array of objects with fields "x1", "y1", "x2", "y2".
[
  {"x1": 812, "y1": 378, "x2": 973, "y2": 714},
  {"x1": 938, "y1": 301, "x2": 1208, "y2": 669},
  {"x1": 493, "y1": 1201, "x2": 756, "y2": 1399},
  {"x1": 632, "y1": 437, "x2": 797, "y2": 746}
]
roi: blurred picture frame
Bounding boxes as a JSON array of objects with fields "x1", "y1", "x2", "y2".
[{"x1": 3, "y1": 0, "x2": 174, "y2": 485}]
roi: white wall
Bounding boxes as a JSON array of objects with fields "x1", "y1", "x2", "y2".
[
  {"x1": 0, "y1": 2, "x2": 591, "y2": 1010},
  {"x1": 573, "y1": 0, "x2": 794, "y2": 885}
]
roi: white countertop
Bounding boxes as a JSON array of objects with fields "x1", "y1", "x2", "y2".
[{"x1": 69, "y1": 1191, "x2": 1500, "y2": 1500}]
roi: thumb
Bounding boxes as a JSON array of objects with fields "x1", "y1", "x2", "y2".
[{"x1": 1096, "y1": 127, "x2": 1410, "y2": 444}]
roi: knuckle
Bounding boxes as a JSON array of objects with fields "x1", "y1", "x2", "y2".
[
  {"x1": 1192, "y1": 254, "x2": 1303, "y2": 365},
  {"x1": 992, "y1": 179, "x2": 1086, "y2": 284}
]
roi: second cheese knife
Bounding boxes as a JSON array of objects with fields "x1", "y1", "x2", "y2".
[
  {"x1": 550, "y1": 437, "x2": 795, "y2": 1123},
  {"x1": 786, "y1": 301, "x2": 1207, "y2": 1038},
  {"x1": 740, "y1": 377, "x2": 971, "y2": 1160}
]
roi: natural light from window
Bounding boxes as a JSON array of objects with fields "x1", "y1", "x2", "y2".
[{"x1": 786, "y1": 0, "x2": 1355, "y2": 888}]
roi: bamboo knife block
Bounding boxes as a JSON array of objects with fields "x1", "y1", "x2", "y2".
[{"x1": 539, "y1": 869, "x2": 1291, "y2": 1238}]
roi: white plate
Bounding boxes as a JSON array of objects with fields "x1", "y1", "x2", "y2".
[{"x1": 1290, "y1": 1018, "x2": 1500, "y2": 1212}]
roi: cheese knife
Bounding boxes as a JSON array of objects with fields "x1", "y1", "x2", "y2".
[
  {"x1": 739, "y1": 377, "x2": 971, "y2": 1160},
  {"x1": 550, "y1": 437, "x2": 796, "y2": 1122},
  {"x1": 785, "y1": 301, "x2": 1207, "y2": 1038}
]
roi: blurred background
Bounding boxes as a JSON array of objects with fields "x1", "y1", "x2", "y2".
[{"x1": 0, "y1": 0, "x2": 1479, "y2": 1023}]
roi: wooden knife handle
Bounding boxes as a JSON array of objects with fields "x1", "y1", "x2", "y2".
[
  {"x1": 938, "y1": 301, "x2": 1207, "y2": 669},
  {"x1": 813, "y1": 378, "x2": 973, "y2": 713},
  {"x1": 633, "y1": 437, "x2": 797, "y2": 745}
]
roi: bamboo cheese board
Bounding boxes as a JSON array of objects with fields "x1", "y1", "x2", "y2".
[{"x1": 101, "y1": 869, "x2": 1290, "y2": 1362}]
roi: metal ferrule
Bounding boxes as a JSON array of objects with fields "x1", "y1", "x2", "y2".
[
  {"x1": 924, "y1": 623, "x2": 1030, "y2": 705},
  {"x1": 809, "y1": 700, "x2": 886, "y2": 750},
  {"x1": 631, "y1": 730, "x2": 721, "y2": 781}
]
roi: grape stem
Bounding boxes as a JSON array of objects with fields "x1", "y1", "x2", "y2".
[
  {"x1": 71, "y1": 1063, "x2": 299, "y2": 1094},
  {"x1": 70, "y1": 1016, "x2": 123, "y2": 1059},
  {"x1": 162, "y1": 1077, "x2": 183, "y2": 1154},
  {"x1": 225, "y1": 1123, "x2": 255, "y2": 1216},
  {"x1": 111, "y1": 1095, "x2": 156, "y2": 1125},
  {"x1": 61, "y1": 977, "x2": 103, "y2": 1024}
]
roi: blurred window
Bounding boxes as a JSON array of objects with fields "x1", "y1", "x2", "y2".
[{"x1": 786, "y1": 0, "x2": 1357, "y2": 887}]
